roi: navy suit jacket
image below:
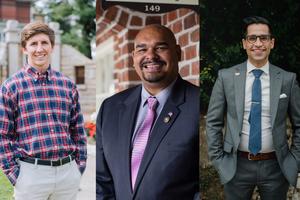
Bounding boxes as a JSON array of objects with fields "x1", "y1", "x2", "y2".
[{"x1": 96, "y1": 77, "x2": 199, "y2": 200}]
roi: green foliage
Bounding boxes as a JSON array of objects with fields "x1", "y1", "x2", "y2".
[
  {"x1": 200, "y1": 0, "x2": 300, "y2": 112},
  {"x1": 35, "y1": 0, "x2": 95, "y2": 58},
  {"x1": 200, "y1": 165, "x2": 224, "y2": 200},
  {"x1": 0, "y1": 170, "x2": 13, "y2": 199}
]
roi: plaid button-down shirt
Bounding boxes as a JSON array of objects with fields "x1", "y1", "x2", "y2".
[{"x1": 0, "y1": 64, "x2": 87, "y2": 185}]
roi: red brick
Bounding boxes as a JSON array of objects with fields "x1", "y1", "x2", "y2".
[
  {"x1": 129, "y1": 70, "x2": 140, "y2": 81},
  {"x1": 115, "y1": 60, "x2": 124, "y2": 69},
  {"x1": 146, "y1": 16, "x2": 162, "y2": 25},
  {"x1": 185, "y1": 45, "x2": 197, "y2": 60},
  {"x1": 1, "y1": 6, "x2": 16, "y2": 19},
  {"x1": 121, "y1": 45, "x2": 129, "y2": 55},
  {"x1": 179, "y1": 8, "x2": 190, "y2": 17},
  {"x1": 121, "y1": 43, "x2": 134, "y2": 56},
  {"x1": 112, "y1": 23, "x2": 124, "y2": 33},
  {"x1": 96, "y1": 0, "x2": 103, "y2": 20},
  {"x1": 103, "y1": 18, "x2": 112, "y2": 24},
  {"x1": 128, "y1": 42, "x2": 134, "y2": 53},
  {"x1": 127, "y1": 29, "x2": 140, "y2": 40},
  {"x1": 184, "y1": 13, "x2": 196, "y2": 30},
  {"x1": 96, "y1": 23, "x2": 104, "y2": 33},
  {"x1": 191, "y1": 28, "x2": 199, "y2": 42},
  {"x1": 172, "y1": 20, "x2": 182, "y2": 34},
  {"x1": 105, "y1": 6, "x2": 119, "y2": 22},
  {"x1": 179, "y1": 33, "x2": 189, "y2": 47},
  {"x1": 124, "y1": 57, "x2": 134, "y2": 68},
  {"x1": 114, "y1": 72, "x2": 118, "y2": 79},
  {"x1": 179, "y1": 65, "x2": 190, "y2": 77},
  {"x1": 114, "y1": 54, "x2": 118, "y2": 61},
  {"x1": 16, "y1": 3, "x2": 30, "y2": 23},
  {"x1": 167, "y1": 10, "x2": 177, "y2": 23},
  {"x1": 162, "y1": 14, "x2": 167, "y2": 25},
  {"x1": 123, "y1": 69, "x2": 140, "y2": 81},
  {"x1": 118, "y1": 11, "x2": 129, "y2": 28},
  {"x1": 130, "y1": 16, "x2": 143, "y2": 26},
  {"x1": 192, "y1": 61, "x2": 199, "y2": 75}
]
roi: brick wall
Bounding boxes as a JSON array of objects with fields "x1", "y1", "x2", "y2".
[
  {"x1": 0, "y1": 0, "x2": 31, "y2": 23},
  {"x1": 96, "y1": 0, "x2": 199, "y2": 92},
  {"x1": 162, "y1": 9, "x2": 199, "y2": 86}
]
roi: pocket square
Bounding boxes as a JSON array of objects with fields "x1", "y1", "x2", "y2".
[{"x1": 279, "y1": 93, "x2": 287, "y2": 99}]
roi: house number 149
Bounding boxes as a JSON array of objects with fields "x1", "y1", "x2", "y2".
[{"x1": 145, "y1": 5, "x2": 161, "y2": 12}]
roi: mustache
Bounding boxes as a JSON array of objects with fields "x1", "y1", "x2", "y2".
[{"x1": 140, "y1": 59, "x2": 166, "y2": 68}]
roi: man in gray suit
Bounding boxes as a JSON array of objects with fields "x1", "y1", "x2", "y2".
[{"x1": 206, "y1": 16, "x2": 300, "y2": 199}]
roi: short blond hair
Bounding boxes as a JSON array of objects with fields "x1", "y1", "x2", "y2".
[{"x1": 21, "y1": 22, "x2": 55, "y2": 48}]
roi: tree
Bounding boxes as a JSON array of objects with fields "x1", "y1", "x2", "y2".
[
  {"x1": 200, "y1": 0, "x2": 300, "y2": 113},
  {"x1": 34, "y1": 0, "x2": 95, "y2": 58}
]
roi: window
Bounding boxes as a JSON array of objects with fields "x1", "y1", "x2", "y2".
[{"x1": 75, "y1": 65, "x2": 85, "y2": 84}]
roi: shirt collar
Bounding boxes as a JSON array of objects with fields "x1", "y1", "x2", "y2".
[
  {"x1": 246, "y1": 60, "x2": 269, "y2": 75},
  {"x1": 24, "y1": 63, "x2": 52, "y2": 82},
  {"x1": 141, "y1": 78, "x2": 177, "y2": 108}
]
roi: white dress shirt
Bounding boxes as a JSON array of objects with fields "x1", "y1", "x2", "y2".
[{"x1": 238, "y1": 60, "x2": 274, "y2": 153}]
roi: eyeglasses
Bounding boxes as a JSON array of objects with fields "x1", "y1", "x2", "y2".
[{"x1": 245, "y1": 35, "x2": 272, "y2": 44}]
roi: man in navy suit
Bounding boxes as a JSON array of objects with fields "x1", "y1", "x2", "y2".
[{"x1": 96, "y1": 24, "x2": 199, "y2": 200}]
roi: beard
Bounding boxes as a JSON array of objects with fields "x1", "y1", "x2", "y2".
[
  {"x1": 142, "y1": 71, "x2": 165, "y2": 83},
  {"x1": 139, "y1": 58, "x2": 167, "y2": 83}
]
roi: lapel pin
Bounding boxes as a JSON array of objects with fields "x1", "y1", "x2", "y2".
[
  {"x1": 235, "y1": 72, "x2": 240, "y2": 76},
  {"x1": 164, "y1": 116, "x2": 170, "y2": 123},
  {"x1": 164, "y1": 112, "x2": 173, "y2": 123}
]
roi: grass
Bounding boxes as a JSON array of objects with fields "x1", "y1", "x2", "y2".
[{"x1": 0, "y1": 170, "x2": 13, "y2": 200}]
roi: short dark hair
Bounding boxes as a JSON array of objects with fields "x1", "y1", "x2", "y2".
[{"x1": 243, "y1": 16, "x2": 273, "y2": 38}]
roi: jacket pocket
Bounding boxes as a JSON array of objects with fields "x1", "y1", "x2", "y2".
[{"x1": 223, "y1": 140, "x2": 233, "y2": 153}]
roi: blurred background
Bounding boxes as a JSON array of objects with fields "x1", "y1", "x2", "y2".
[
  {"x1": 0, "y1": 0, "x2": 96, "y2": 199},
  {"x1": 200, "y1": 0, "x2": 300, "y2": 199}
]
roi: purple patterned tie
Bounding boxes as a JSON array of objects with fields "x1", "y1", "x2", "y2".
[{"x1": 131, "y1": 96, "x2": 158, "y2": 189}]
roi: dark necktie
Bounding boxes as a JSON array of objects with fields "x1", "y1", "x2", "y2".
[
  {"x1": 248, "y1": 69, "x2": 263, "y2": 155},
  {"x1": 131, "y1": 97, "x2": 158, "y2": 189}
]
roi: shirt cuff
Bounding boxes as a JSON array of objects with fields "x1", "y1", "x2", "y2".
[
  {"x1": 76, "y1": 160, "x2": 86, "y2": 175},
  {"x1": 6, "y1": 166, "x2": 20, "y2": 186}
]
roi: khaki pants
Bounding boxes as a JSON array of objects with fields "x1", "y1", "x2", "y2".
[{"x1": 14, "y1": 160, "x2": 81, "y2": 200}]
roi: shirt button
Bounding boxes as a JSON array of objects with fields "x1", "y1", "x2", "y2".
[
  {"x1": 42, "y1": 83, "x2": 46, "y2": 86},
  {"x1": 48, "y1": 113, "x2": 51, "y2": 117},
  {"x1": 51, "y1": 129, "x2": 54, "y2": 132}
]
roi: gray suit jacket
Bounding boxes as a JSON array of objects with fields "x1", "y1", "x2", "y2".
[{"x1": 206, "y1": 61, "x2": 300, "y2": 186}]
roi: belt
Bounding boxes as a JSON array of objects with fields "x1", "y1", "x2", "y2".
[
  {"x1": 238, "y1": 151, "x2": 276, "y2": 161},
  {"x1": 20, "y1": 155, "x2": 75, "y2": 166}
]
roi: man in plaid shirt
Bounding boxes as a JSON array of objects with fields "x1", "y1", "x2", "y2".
[{"x1": 0, "y1": 22, "x2": 87, "y2": 199}]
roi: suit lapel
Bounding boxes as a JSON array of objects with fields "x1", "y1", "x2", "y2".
[
  {"x1": 269, "y1": 65, "x2": 282, "y2": 127},
  {"x1": 132, "y1": 78, "x2": 185, "y2": 196},
  {"x1": 234, "y1": 62, "x2": 247, "y2": 129},
  {"x1": 118, "y1": 86, "x2": 141, "y2": 195}
]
